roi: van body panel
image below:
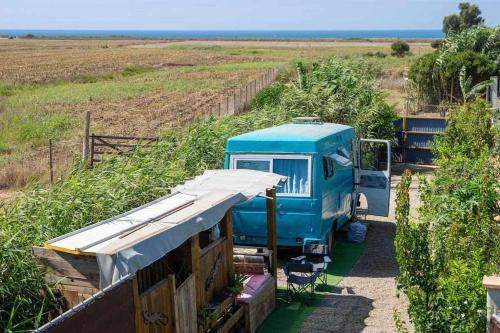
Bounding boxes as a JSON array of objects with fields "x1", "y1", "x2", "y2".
[{"x1": 225, "y1": 123, "x2": 356, "y2": 247}]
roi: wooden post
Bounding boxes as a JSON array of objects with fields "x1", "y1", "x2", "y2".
[
  {"x1": 168, "y1": 274, "x2": 177, "y2": 331},
  {"x1": 132, "y1": 276, "x2": 142, "y2": 333},
  {"x1": 82, "y1": 111, "x2": 90, "y2": 162},
  {"x1": 48, "y1": 139, "x2": 54, "y2": 184},
  {"x1": 222, "y1": 209, "x2": 234, "y2": 278},
  {"x1": 232, "y1": 94, "x2": 236, "y2": 115},
  {"x1": 190, "y1": 234, "x2": 202, "y2": 311},
  {"x1": 402, "y1": 116, "x2": 407, "y2": 163},
  {"x1": 266, "y1": 188, "x2": 277, "y2": 292},
  {"x1": 89, "y1": 134, "x2": 95, "y2": 167}
]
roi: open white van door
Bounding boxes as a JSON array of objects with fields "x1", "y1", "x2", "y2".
[{"x1": 355, "y1": 139, "x2": 391, "y2": 217}]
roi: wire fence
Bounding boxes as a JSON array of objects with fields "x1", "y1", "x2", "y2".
[{"x1": 176, "y1": 68, "x2": 280, "y2": 126}]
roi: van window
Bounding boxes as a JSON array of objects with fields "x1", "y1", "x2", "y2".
[
  {"x1": 230, "y1": 154, "x2": 311, "y2": 197},
  {"x1": 236, "y1": 160, "x2": 270, "y2": 172},
  {"x1": 273, "y1": 159, "x2": 310, "y2": 195},
  {"x1": 323, "y1": 156, "x2": 334, "y2": 179}
]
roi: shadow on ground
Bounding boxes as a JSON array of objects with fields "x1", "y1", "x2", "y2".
[
  {"x1": 299, "y1": 292, "x2": 374, "y2": 333},
  {"x1": 346, "y1": 220, "x2": 399, "y2": 279}
]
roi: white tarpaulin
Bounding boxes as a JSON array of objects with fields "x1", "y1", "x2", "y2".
[{"x1": 44, "y1": 169, "x2": 285, "y2": 287}]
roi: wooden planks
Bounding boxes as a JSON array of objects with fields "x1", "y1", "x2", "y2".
[
  {"x1": 199, "y1": 238, "x2": 229, "y2": 305},
  {"x1": 217, "y1": 306, "x2": 244, "y2": 333},
  {"x1": 137, "y1": 276, "x2": 176, "y2": 333},
  {"x1": 175, "y1": 274, "x2": 197, "y2": 333},
  {"x1": 41, "y1": 278, "x2": 135, "y2": 333},
  {"x1": 32, "y1": 246, "x2": 100, "y2": 308},
  {"x1": 243, "y1": 277, "x2": 276, "y2": 333}
]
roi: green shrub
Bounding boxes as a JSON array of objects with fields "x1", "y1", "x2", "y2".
[
  {"x1": 409, "y1": 25, "x2": 500, "y2": 105},
  {"x1": 391, "y1": 41, "x2": 410, "y2": 57},
  {"x1": 395, "y1": 100, "x2": 499, "y2": 333},
  {"x1": 409, "y1": 50, "x2": 495, "y2": 104},
  {"x1": 278, "y1": 58, "x2": 396, "y2": 139},
  {"x1": 250, "y1": 83, "x2": 286, "y2": 110},
  {"x1": 430, "y1": 39, "x2": 443, "y2": 49},
  {"x1": 408, "y1": 51, "x2": 441, "y2": 104}
]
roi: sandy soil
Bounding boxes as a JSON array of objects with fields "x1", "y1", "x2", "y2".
[
  {"x1": 299, "y1": 164, "x2": 433, "y2": 332},
  {"x1": 128, "y1": 40, "x2": 431, "y2": 49}
]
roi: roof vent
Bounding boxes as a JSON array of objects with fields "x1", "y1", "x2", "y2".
[{"x1": 292, "y1": 117, "x2": 323, "y2": 124}]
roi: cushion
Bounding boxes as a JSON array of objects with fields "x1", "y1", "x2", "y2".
[{"x1": 236, "y1": 274, "x2": 271, "y2": 304}]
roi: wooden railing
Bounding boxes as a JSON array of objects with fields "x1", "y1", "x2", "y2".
[{"x1": 90, "y1": 134, "x2": 158, "y2": 167}]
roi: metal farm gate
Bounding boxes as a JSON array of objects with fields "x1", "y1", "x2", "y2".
[{"x1": 393, "y1": 116, "x2": 447, "y2": 164}]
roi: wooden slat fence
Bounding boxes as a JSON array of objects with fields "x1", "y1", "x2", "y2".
[
  {"x1": 90, "y1": 134, "x2": 159, "y2": 166},
  {"x1": 180, "y1": 68, "x2": 279, "y2": 125}
]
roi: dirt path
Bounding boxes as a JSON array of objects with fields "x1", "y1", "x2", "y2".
[{"x1": 299, "y1": 164, "x2": 432, "y2": 332}]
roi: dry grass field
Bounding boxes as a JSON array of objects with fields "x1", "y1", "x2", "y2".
[{"x1": 0, "y1": 38, "x2": 433, "y2": 196}]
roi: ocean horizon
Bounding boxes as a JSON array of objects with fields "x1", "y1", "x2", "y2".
[{"x1": 0, "y1": 29, "x2": 444, "y2": 39}]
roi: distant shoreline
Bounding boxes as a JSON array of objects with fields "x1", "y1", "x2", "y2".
[
  {"x1": 0, "y1": 36, "x2": 440, "y2": 44},
  {"x1": 0, "y1": 29, "x2": 444, "y2": 40}
]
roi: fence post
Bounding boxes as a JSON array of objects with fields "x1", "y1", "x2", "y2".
[
  {"x1": 49, "y1": 139, "x2": 54, "y2": 184},
  {"x1": 89, "y1": 134, "x2": 95, "y2": 167},
  {"x1": 82, "y1": 111, "x2": 90, "y2": 162}
]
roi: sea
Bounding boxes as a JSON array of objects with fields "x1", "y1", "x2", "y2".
[{"x1": 0, "y1": 29, "x2": 444, "y2": 39}]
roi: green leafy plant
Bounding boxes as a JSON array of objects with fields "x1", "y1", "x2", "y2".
[
  {"x1": 395, "y1": 100, "x2": 499, "y2": 332},
  {"x1": 408, "y1": 25, "x2": 499, "y2": 106},
  {"x1": 458, "y1": 66, "x2": 492, "y2": 103},
  {"x1": 227, "y1": 272, "x2": 247, "y2": 298}
]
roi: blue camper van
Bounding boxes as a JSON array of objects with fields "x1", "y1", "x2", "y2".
[{"x1": 224, "y1": 118, "x2": 391, "y2": 250}]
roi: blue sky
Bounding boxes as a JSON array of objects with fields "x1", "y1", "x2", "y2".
[{"x1": 1, "y1": 0, "x2": 499, "y2": 30}]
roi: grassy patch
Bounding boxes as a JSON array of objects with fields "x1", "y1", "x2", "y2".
[
  {"x1": 3, "y1": 62, "x2": 276, "y2": 110},
  {"x1": 0, "y1": 110, "x2": 79, "y2": 160},
  {"x1": 257, "y1": 240, "x2": 366, "y2": 333}
]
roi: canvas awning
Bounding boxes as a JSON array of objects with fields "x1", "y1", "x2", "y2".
[{"x1": 44, "y1": 169, "x2": 285, "y2": 287}]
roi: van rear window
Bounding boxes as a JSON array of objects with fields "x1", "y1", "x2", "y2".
[
  {"x1": 273, "y1": 159, "x2": 309, "y2": 195},
  {"x1": 236, "y1": 160, "x2": 270, "y2": 172},
  {"x1": 230, "y1": 154, "x2": 311, "y2": 197}
]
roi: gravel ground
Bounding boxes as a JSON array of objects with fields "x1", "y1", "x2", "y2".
[{"x1": 299, "y1": 164, "x2": 433, "y2": 333}]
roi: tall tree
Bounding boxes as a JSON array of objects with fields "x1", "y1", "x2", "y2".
[
  {"x1": 458, "y1": 2, "x2": 483, "y2": 29},
  {"x1": 442, "y1": 2, "x2": 484, "y2": 35},
  {"x1": 443, "y1": 14, "x2": 461, "y2": 35}
]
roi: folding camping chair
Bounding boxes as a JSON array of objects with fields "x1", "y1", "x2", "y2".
[
  {"x1": 302, "y1": 242, "x2": 331, "y2": 286},
  {"x1": 284, "y1": 262, "x2": 319, "y2": 304}
]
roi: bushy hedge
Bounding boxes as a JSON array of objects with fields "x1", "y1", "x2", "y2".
[
  {"x1": 408, "y1": 25, "x2": 499, "y2": 104},
  {"x1": 277, "y1": 58, "x2": 397, "y2": 139},
  {"x1": 395, "y1": 99, "x2": 499, "y2": 332},
  {"x1": 0, "y1": 57, "x2": 396, "y2": 331}
]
